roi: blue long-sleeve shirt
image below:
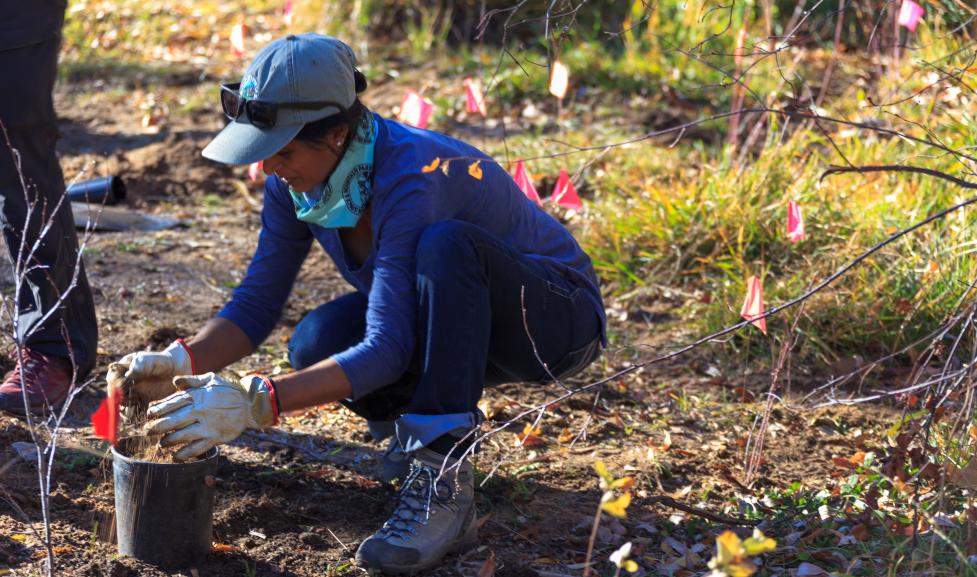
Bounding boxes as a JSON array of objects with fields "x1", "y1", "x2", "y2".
[{"x1": 217, "y1": 113, "x2": 606, "y2": 399}]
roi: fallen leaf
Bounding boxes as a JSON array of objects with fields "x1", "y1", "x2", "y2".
[
  {"x1": 669, "y1": 485, "x2": 693, "y2": 499},
  {"x1": 557, "y1": 427, "x2": 574, "y2": 444},
  {"x1": 477, "y1": 399, "x2": 495, "y2": 420},
  {"x1": 949, "y1": 458, "x2": 977, "y2": 489},
  {"x1": 477, "y1": 550, "x2": 496, "y2": 577},
  {"x1": 796, "y1": 562, "x2": 827, "y2": 576},
  {"x1": 516, "y1": 424, "x2": 545, "y2": 447},
  {"x1": 533, "y1": 556, "x2": 558, "y2": 565},
  {"x1": 832, "y1": 457, "x2": 856, "y2": 470}
]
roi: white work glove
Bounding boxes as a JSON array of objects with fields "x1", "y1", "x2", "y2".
[
  {"x1": 146, "y1": 373, "x2": 280, "y2": 461},
  {"x1": 107, "y1": 340, "x2": 195, "y2": 408}
]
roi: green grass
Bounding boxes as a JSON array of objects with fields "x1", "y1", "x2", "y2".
[{"x1": 558, "y1": 18, "x2": 977, "y2": 366}]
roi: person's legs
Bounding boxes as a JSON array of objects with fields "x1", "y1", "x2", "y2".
[
  {"x1": 394, "y1": 219, "x2": 602, "y2": 457},
  {"x1": 0, "y1": 34, "x2": 98, "y2": 416},
  {"x1": 288, "y1": 291, "x2": 412, "y2": 482},
  {"x1": 288, "y1": 291, "x2": 368, "y2": 371},
  {"x1": 358, "y1": 220, "x2": 602, "y2": 573}
]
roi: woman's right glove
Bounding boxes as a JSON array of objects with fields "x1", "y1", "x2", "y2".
[
  {"x1": 107, "y1": 339, "x2": 195, "y2": 408},
  {"x1": 145, "y1": 373, "x2": 280, "y2": 461}
]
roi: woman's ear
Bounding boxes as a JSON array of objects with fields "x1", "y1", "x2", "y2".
[{"x1": 329, "y1": 125, "x2": 351, "y2": 148}]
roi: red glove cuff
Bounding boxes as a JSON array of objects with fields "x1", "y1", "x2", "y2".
[
  {"x1": 175, "y1": 338, "x2": 196, "y2": 374},
  {"x1": 259, "y1": 375, "x2": 281, "y2": 427}
]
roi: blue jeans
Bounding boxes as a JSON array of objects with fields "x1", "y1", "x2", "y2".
[{"x1": 289, "y1": 220, "x2": 602, "y2": 455}]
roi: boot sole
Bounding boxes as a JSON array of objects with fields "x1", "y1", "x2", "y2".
[
  {"x1": 0, "y1": 400, "x2": 63, "y2": 418},
  {"x1": 358, "y1": 510, "x2": 479, "y2": 575}
]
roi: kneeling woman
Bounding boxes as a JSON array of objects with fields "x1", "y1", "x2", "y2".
[{"x1": 115, "y1": 33, "x2": 605, "y2": 574}]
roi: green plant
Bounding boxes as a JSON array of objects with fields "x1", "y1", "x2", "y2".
[{"x1": 89, "y1": 520, "x2": 99, "y2": 552}]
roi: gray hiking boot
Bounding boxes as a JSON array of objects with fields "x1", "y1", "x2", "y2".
[
  {"x1": 356, "y1": 448, "x2": 477, "y2": 574},
  {"x1": 380, "y1": 437, "x2": 411, "y2": 484}
]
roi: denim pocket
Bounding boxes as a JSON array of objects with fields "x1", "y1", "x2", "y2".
[
  {"x1": 546, "y1": 280, "x2": 580, "y2": 300},
  {"x1": 549, "y1": 336, "x2": 601, "y2": 380}
]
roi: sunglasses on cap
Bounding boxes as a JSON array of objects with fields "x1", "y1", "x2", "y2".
[{"x1": 220, "y1": 83, "x2": 348, "y2": 129}]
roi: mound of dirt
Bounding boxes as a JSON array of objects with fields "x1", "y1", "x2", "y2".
[{"x1": 112, "y1": 135, "x2": 238, "y2": 203}]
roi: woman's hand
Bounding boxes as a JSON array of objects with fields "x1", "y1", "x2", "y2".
[
  {"x1": 146, "y1": 373, "x2": 279, "y2": 461},
  {"x1": 107, "y1": 340, "x2": 195, "y2": 408}
]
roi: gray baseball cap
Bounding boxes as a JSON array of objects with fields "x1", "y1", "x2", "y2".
[{"x1": 202, "y1": 33, "x2": 359, "y2": 165}]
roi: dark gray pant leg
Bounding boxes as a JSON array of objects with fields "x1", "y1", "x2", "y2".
[{"x1": 0, "y1": 37, "x2": 98, "y2": 375}]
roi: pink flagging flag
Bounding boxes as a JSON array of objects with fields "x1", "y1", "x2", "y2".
[
  {"x1": 230, "y1": 23, "x2": 247, "y2": 57},
  {"x1": 898, "y1": 0, "x2": 924, "y2": 31},
  {"x1": 549, "y1": 60, "x2": 569, "y2": 99},
  {"x1": 740, "y1": 276, "x2": 767, "y2": 335},
  {"x1": 249, "y1": 161, "x2": 263, "y2": 182},
  {"x1": 464, "y1": 78, "x2": 487, "y2": 117},
  {"x1": 787, "y1": 200, "x2": 805, "y2": 242},
  {"x1": 92, "y1": 385, "x2": 122, "y2": 446},
  {"x1": 398, "y1": 90, "x2": 435, "y2": 129},
  {"x1": 283, "y1": 1, "x2": 294, "y2": 26},
  {"x1": 512, "y1": 160, "x2": 542, "y2": 206},
  {"x1": 551, "y1": 169, "x2": 583, "y2": 211}
]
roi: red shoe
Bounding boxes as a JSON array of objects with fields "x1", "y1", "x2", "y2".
[{"x1": 0, "y1": 348, "x2": 74, "y2": 416}]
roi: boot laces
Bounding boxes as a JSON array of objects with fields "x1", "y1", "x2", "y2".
[{"x1": 378, "y1": 460, "x2": 456, "y2": 541}]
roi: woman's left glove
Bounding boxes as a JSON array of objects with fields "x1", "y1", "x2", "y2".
[{"x1": 146, "y1": 372, "x2": 280, "y2": 461}]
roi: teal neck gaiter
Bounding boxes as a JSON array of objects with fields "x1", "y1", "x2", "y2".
[{"x1": 289, "y1": 113, "x2": 377, "y2": 228}]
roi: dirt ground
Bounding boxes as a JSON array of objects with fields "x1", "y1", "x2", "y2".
[{"x1": 0, "y1": 70, "x2": 902, "y2": 577}]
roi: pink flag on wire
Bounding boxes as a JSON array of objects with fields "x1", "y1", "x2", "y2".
[
  {"x1": 512, "y1": 160, "x2": 542, "y2": 206},
  {"x1": 787, "y1": 200, "x2": 805, "y2": 242},
  {"x1": 92, "y1": 386, "x2": 122, "y2": 446},
  {"x1": 551, "y1": 169, "x2": 583, "y2": 211},
  {"x1": 230, "y1": 23, "x2": 247, "y2": 58},
  {"x1": 740, "y1": 276, "x2": 767, "y2": 335},
  {"x1": 898, "y1": 0, "x2": 924, "y2": 31},
  {"x1": 464, "y1": 78, "x2": 487, "y2": 117},
  {"x1": 398, "y1": 90, "x2": 435, "y2": 129},
  {"x1": 249, "y1": 161, "x2": 263, "y2": 182},
  {"x1": 283, "y1": 1, "x2": 294, "y2": 26},
  {"x1": 549, "y1": 60, "x2": 569, "y2": 99}
]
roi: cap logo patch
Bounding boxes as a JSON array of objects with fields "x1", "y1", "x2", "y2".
[{"x1": 240, "y1": 74, "x2": 259, "y2": 99}]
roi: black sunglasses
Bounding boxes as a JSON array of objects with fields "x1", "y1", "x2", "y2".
[{"x1": 220, "y1": 83, "x2": 347, "y2": 129}]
